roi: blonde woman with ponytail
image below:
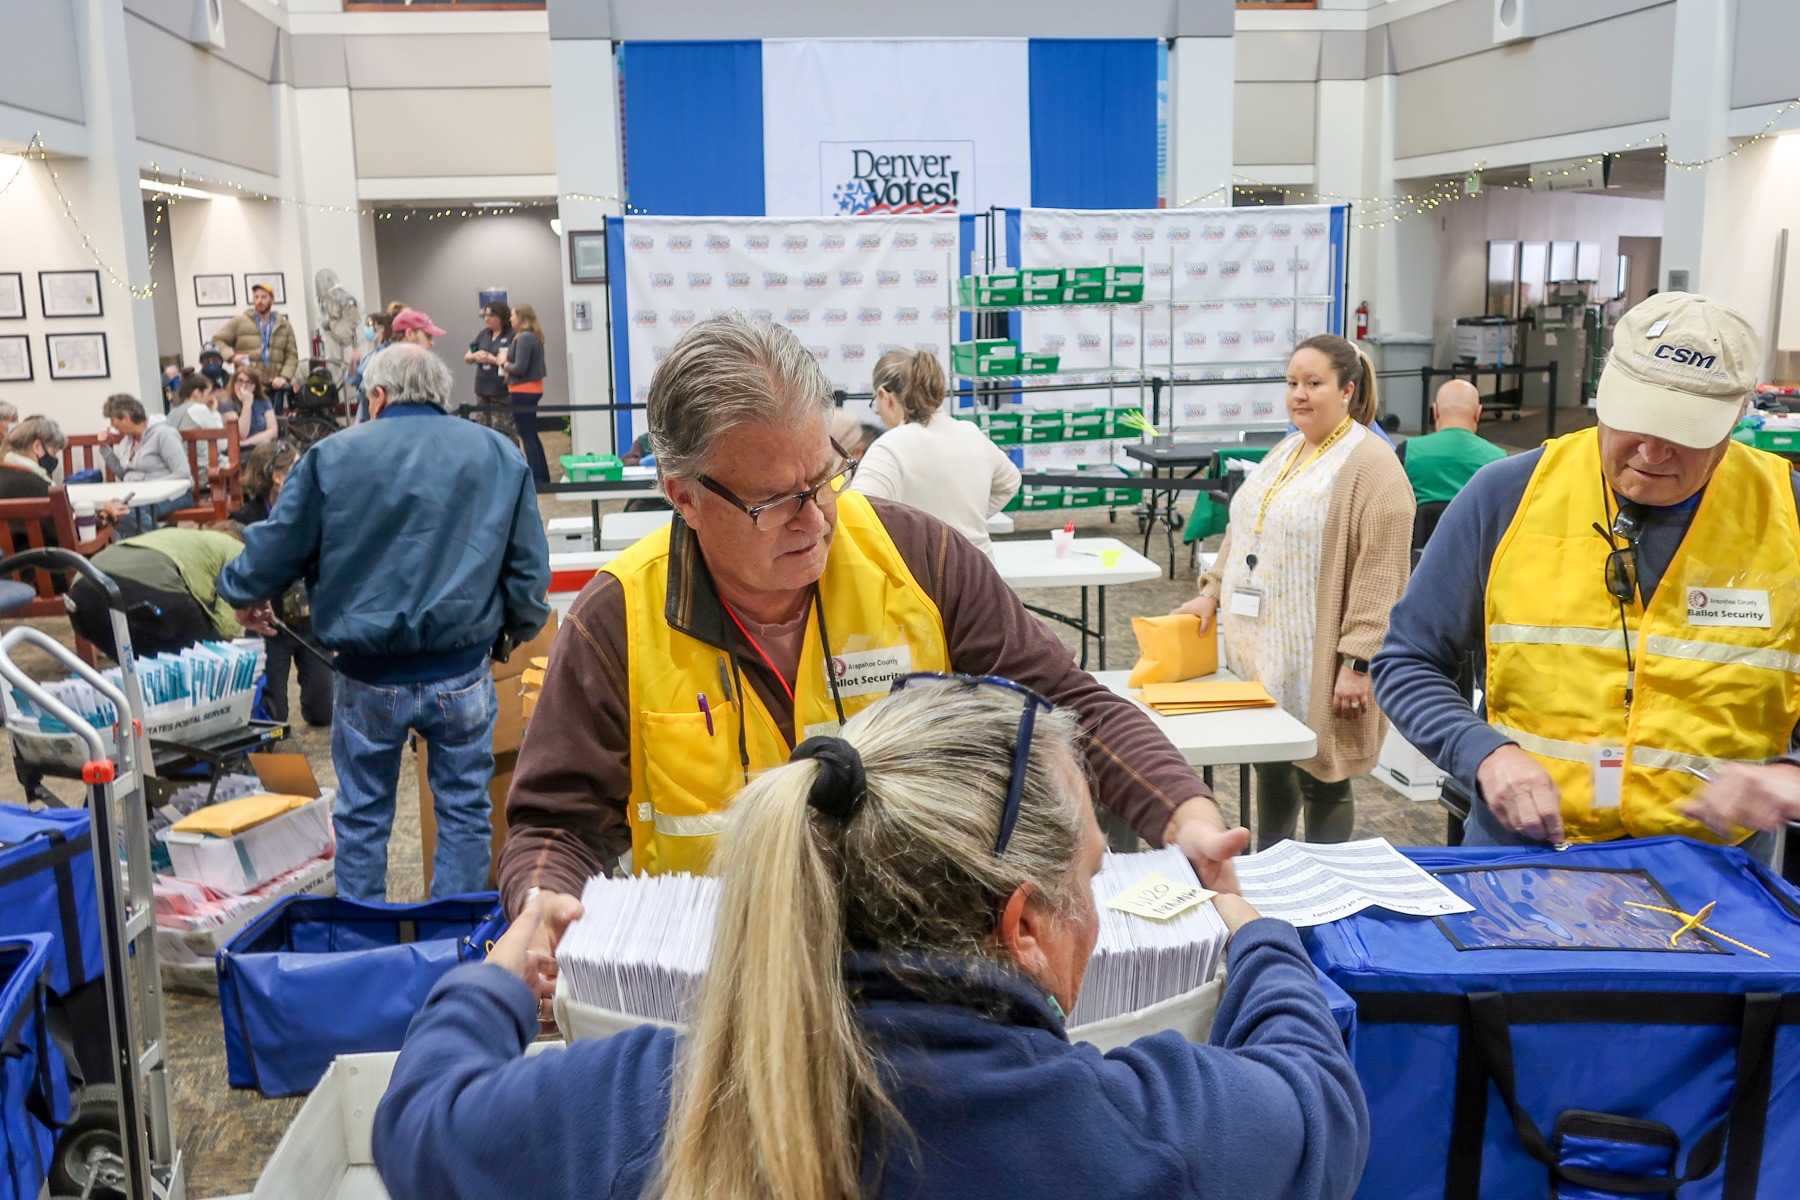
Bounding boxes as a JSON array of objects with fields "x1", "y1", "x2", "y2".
[
  {"x1": 374, "y1": 677, "x2": 1369, "y2": 1200},
  {"x1": 850, "y1": 347, "x2": 1021, "y2": 555},
  {"x1": 1177, "y1": 334, "x2": 1414, "y2": 848}
]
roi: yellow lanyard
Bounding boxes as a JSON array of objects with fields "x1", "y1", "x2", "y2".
[{"x1": 1255, "y1": 417, "x2": 1353, "y2": 535}]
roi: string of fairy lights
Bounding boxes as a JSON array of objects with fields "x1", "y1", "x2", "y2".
[
  {"x1": 1176, "y1": 93, "x2": 1800, "y2": 232},
  {"x1": 9, "y1": 93, "x2": 1800, "y2": 298}
]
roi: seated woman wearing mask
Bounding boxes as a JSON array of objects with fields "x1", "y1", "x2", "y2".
[{"x1": 374, "y1": 677, "x2": 1368, "y2": 1200}]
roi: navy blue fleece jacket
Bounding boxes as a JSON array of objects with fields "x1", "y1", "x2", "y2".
[{"x1": 372, "y1": 919, "x2": 1368, "y2": 1200}]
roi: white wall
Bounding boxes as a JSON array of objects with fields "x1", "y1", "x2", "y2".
[
  {"x1": 1697, "y1": 131, "x2": 1800, "y2": 357},
  {"x1": 0, "y1": 157, "x2": 155, "y2": 434},
  {"x1": 372, "y1": 210, "x2": 569, "y2": 413},
  {"x1": 165, "y1": 195, "x2": 300, "y2": 369},
  {"x1": 1432, "y1": 188, "x2": 1664, "y2": 365}
]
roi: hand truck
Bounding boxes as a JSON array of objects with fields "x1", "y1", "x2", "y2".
[{"x1": 0, "y1": 549, "x2": 184, "y2": 1199}]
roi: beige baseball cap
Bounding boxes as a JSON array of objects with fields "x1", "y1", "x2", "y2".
[{"x1": 1595, "y1": 292, "x2": 1761, "y2": 449}]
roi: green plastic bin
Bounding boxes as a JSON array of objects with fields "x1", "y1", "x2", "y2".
[{"x1": 560, "y1": 453, "x2": 623, "y2": 482}]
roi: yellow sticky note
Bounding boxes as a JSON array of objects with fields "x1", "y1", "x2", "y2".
[{"x1": 1104, "y1": 871, "x2": 1216, "y2": 922}]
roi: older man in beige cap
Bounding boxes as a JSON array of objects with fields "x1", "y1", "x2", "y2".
[{"x1": 1373, "y1": 291, "x2": 1800, "y2": 858}]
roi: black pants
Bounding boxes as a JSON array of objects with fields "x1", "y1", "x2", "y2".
[
  {"x1": 67, "y1": 575, "x2": 213, "y2": 661},
  {"x1": 510, "y1": 389, "x2": 551, "y2": 486},
  {"x1": 1253, "y1": 762, "x2": 1355, "y2": 848},
  {"x1": 262, "y1": 629, "x2": 334, "y2": 727}
]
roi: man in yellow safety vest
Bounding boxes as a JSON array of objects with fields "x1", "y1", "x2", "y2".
[
  {"x1": 497, "y1": 313, "x2": 1252, "y2": 998},
  {"x1": 1373, "y1": 291, "x2": 1800, "y2": 857}
]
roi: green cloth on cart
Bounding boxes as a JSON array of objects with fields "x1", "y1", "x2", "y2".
[{"x1": 1181, "y1": 446, "x2": 1272, "y2": 544}]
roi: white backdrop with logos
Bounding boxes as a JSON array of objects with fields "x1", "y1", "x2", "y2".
[
  {"x1": 613, "y1": 214, "x2": 963, "y2": 442},
  {"x1": 1011, "y1": 204, "x2": 1345, "y2": 437},
  {"x1": 761, "y1": 39, "x2": 1031, "y2": 219}
]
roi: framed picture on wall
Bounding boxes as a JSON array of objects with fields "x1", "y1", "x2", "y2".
[
  {"x1": 39, "y1": 270, "x2": 102, "y2": 318},
  {"x1": 45, "y1": 332, "x2": 108, "y2": 380},
  {"x1": 0, "y1": 335, "x2": 30, "y2": 382},
  {"x1": 244, "y1": 272, "x2": 286, "y2": 305},
  {"x1": 194, "y1": 274, "x2": 236, "y2": 307},
  {"x1": 198, "y1": 315, "x2": 233, "y2": 348},
  {"x1": 0, "y1": 273, "x2": 23, "y2": 319},
  {"x1": 568, "y1": 231, "x2": 607, "y2": 284}
]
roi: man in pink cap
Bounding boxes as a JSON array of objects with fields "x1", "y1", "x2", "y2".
[
  {"x1": 392, "y1": 308, "x2": 446, "y2": 347},
  {"x1": 1375, "y1": 292, "x2": 1800, "y2": 860}
]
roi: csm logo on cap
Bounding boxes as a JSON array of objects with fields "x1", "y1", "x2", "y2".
[{"x1": 1653, "y1": 344, "x2": 1718, "y2": 369}]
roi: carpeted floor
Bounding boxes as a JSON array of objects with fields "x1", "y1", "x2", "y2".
[{"x1": 4, "y1": 415, "x2": 1533, "y2": 1195}]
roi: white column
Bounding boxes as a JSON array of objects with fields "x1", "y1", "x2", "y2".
[
  {"x1": 71, "y1": 0, "x2": 161, "y2": 400},
  {"x1": 290, "y1": 86, "x2": 375, "y2": 353},
  {"x1": 548, "y1": 36, "x2": 624, "y2": 455},
  {"x1": 1662, "y1": 0, "x2": 1737, "y2": 294},
  {"x1": 269, "y1": 83, "x2": 316, "y2": 357},
  {"x1": 1169, "y1": 37, "x2": 1235, "y2": 209}
]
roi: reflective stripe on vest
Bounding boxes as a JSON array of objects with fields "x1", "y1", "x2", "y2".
[
  {"x1": 1484, "y1": 427, "x2": 1800, "y2": 845},
  {"x1": 609, "y1": 491, "x2": 949, "y2": 875}
]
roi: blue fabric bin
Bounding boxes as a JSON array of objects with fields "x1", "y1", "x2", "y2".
[
  {"x1": 1307, "y1": 838, "x2": 1800, "y2": 1200},
  {"x1": 218, "y1": 894, "x2": 506, "y2": 1097},
  {"x1": 0, "y1": 934, "x2": 69, "y2": 1200},
  {"x1": 0, "y1": 805, "x2": 101, "y2": 997}
]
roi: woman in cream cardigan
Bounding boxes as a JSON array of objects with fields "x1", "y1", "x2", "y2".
[{"x1": 1176, "y1": 335, "x2": 1414, "y2": 847}]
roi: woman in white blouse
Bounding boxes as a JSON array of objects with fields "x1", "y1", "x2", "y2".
[{"x1": 850, "y1": 349, "x2": 1021, "y2": 555}]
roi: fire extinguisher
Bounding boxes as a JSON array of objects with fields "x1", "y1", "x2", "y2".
[
  {"x1": 310, "y1": 329, "x2": 324, "y2": 359},
  {"x1": 1354, "y1": 301, "x2": 1370, "y2": 341}
]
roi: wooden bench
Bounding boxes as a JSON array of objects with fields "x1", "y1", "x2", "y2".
[{"x1": 0, "y1": 484, "x2": 112, "y2": 665}]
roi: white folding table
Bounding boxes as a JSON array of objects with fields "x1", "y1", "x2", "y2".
[
  {"x1": 65, "y1": 478, "x2": 191, "y2": 509},
  {"x1": 991, "y1": 536, "x2": 1160, "y2": 670},
  {"x1": 65, "y1": 478, "x2": 194, "y2": 530},
  {"x1": 599, "y1": 509, "x2": 673, "y2": 551},
  {"x1": 555, "y1": 466, "x2": 663, "y2": 532},
  {"x1": 1092, "y1": 667, "x2": 1318, "y2": 836}
]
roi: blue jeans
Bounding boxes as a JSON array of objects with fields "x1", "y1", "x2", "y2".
[
  {"x1": 113, "y1": 493, "x2": 192, "y2": 537},
  {"x1": 331, "y1": 660, "x2": 496, "y2": 901}
]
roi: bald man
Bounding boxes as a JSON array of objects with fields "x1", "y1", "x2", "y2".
[{"x1": 1394, "y1": 380, "x2": 1508, "y2": 507}]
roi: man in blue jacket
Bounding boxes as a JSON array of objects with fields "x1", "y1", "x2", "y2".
[{"x1": 219, "y1": 343, "x2": 551, "y2": 900}]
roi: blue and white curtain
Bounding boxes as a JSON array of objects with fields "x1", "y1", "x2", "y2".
[{"x1": 619, "y1": 38, "x2": 1160, "y2": 217}]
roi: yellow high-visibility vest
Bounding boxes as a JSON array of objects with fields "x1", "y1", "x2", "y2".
[
  {"x1": 606, "y1": 491, "x2": 948, "y2": 874},
  {"x1": 1485, "y1": 427, "x2": 1800, "y2": 844}
]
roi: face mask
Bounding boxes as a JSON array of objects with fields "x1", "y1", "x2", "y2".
[
  {"x1": 361, "y1": 324, "x2": 377, "y2": 343},
  {"x1": 37, "y1": 454, "x2": 57, "y2": 474}
]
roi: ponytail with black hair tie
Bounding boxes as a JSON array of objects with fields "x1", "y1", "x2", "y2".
[{"x1": 790, "y1": 736, "x2": 867, "y2": 822}]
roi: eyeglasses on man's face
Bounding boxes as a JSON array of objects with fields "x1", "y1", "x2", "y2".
[
  {"x1": 889, "y1": 673, "x2": 1055, "y2": 857},
  {"x1": 699, "y1": 438, "x2": 858, "y2": 531}
]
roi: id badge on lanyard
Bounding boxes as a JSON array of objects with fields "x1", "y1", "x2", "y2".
[
  {"x1": 1592, "y1": 744, "x2": 1625, "y2": 810},
  {"x1": 1228, "y1": 588, "x2": 1263, "y2": 619}
]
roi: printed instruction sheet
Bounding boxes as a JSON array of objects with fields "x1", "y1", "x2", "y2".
[{"x1": 1234, "y1": 837, "x2": 1476, "y2": 926}]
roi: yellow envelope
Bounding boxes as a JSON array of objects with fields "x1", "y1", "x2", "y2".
[
  {"x1": 1136, "y1": 680, "x2": 1277, "y2": 714},
  {"x1": 1127, "y1": 614, "x2": 1219, "y2": 689},
  {"x1": 170, "y1": 793, "x2": 315, "y2": 838}
]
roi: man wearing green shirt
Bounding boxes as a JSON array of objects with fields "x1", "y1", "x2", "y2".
[
  {"x1": 1396, "y1": 381, "x2": 1509, "y2": 539},
  {"x1": 67, "y1": 525, "x2": 246, "y2": 661}
]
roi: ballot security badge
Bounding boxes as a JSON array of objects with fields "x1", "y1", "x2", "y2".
[
  {"x1": 1685, "y1": 586, "x2": 1772, "y2": 628},
  {"x1": 823, "y1": 644, "x2": 913, "y2": 698}
]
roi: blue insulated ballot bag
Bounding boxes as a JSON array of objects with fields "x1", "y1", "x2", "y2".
[
  {"x1": 1306, "y1": 838, "x2": 1800, "y2": 1200},
  {"x1": 0, "y1": 805, "x2": 100, "y2": 997},
  {"x1": 0, "y1": 934, "x2": 67, "y2": 1200},
  {"x1": 217, "y1": 894, "x2": 507, "y2": 1097}
]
